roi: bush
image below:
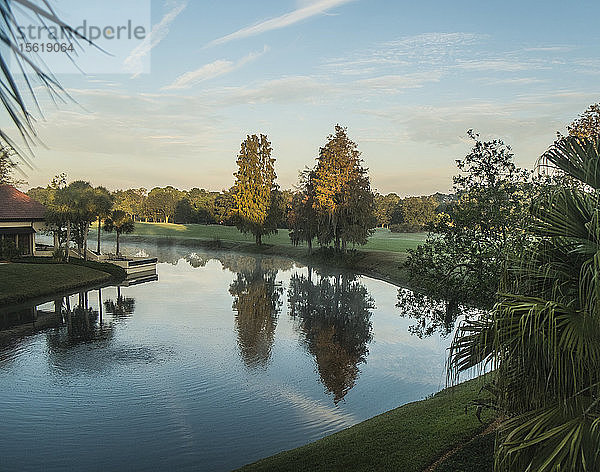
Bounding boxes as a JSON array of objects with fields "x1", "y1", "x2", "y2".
[
  {"x1": 52, "y1": 247, "x2": 67, "y2": 261},
  {"x1": 0, "y1": 239, "x2": 21, "y2": 260}
]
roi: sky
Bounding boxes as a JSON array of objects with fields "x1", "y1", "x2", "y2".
[{"x1": 7, "y1": 0, "x2": 600, "y2": 195}]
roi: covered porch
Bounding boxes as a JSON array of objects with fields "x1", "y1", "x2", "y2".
[{"x1": 0, "y1": 226, "x2": 36, "y2": 255}]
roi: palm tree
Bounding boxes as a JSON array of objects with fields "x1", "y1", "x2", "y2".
[
  {"x1": 92, "y1": 186, "x2": 114, "y2": 255},
  {"x1": 449, "y1": 136, "x2": 600, "y2": 471},
  {"x1": 103, "y1": 210, "x2": 134, "y2": 256}
]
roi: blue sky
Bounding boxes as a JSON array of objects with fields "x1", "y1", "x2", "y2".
[{"x1": 12, "y1": 0, "x2": 600, "y2": 195}]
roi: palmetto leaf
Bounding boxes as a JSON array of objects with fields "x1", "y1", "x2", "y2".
[{"x1": 541, "y1": 136, "x2": 600, "y2": 191}]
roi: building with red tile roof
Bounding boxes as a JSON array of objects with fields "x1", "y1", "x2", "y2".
[{"x1": 0, "y1": 185, "x2": 47, "y2": 255}]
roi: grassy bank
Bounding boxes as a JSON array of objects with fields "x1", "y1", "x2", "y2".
[
  {"x1": 96, "y1": 222, "x2": 427, "y2": 254},
  {"x1": 235, "y1": 377, "x2": 495, "y2": 472},
  {"x1": 96, "y1": 223, "x2": 424, "y2": 287},
  {"x1": 0, "y1": 260, "x2": 121, "y2": 305}
]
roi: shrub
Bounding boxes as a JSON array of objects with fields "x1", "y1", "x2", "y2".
[{"x1": 0, "y1": 239, "x2": 21, "y2": 260}]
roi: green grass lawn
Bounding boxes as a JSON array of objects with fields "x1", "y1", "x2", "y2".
[
  {"x1": 235, "y1": 378, "x2": 494, "y2": 472},
  {"x1": 0, "y1": 263, "x2": 112, "y2": 305},
  {"x1": 97, "y1": 222, "x2": 428, "y2": 254}
]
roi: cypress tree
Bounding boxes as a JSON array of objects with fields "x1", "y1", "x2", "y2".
[
  {"x1": 232, "y1": 134, "x2": 279, "y2": 245},
  {"x1": 312, "y1": 125, "x2": 376, "y2": 251}
]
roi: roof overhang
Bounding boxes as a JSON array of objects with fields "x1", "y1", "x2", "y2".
[
  {"x1": 0, "y1": 218, "x2": 45, "y2": 222},
  {"x1": 0, "y1": 227, "x2": 35, "y2": 235}
]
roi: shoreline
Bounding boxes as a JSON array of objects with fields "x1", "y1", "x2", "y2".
[{"x1": 113, "y1": 233, "x2": 415, "y2": 289}]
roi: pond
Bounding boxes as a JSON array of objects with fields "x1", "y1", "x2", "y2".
[{"x1": 0, "y1": 242, "x2": 454, "y2": 472}]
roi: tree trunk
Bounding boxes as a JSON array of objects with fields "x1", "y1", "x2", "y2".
[
  {"x1": 116, "y1": 231, "x2": 121, "y2": 256},
  {"x1": 256, "y1": 233, "x2": 262, "y2": 246},
  {"x1": 83, "y1": 224, "x2": 89, "y2": 260},
  {"x1": 97, "y1": 216, "x2": 102, "y2": 254},
  {"x1": 53, "y1": 231, "x2": 59, "y2": 249},
  {"x1": 98, "y1": 288, "x2": 103, "y2": 326},
  {"x1": 65, "y1": 221, "x2": 71, "y2": 262},
  {"x1": 308, "y1": 238, "x2": 312, "y2": 254}
]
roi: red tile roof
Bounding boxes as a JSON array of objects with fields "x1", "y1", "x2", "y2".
[{"x1": 0, "y1": 185, "x2": 46, "y2": 221}]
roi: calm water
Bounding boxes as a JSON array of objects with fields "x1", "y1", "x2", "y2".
[{"x1": 0, "y1": 243, "x2": 454, "y2": 472}]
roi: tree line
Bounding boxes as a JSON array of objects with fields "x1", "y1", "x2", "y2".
[{"x1": 24, "y1": 125, "x2": 387, "y2": 253}]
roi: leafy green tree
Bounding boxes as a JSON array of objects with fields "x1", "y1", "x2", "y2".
[
  {"x1": 288, "y1": 169, "x2": 319, "y2": 252},
  {"x1": 232, "y1": 134, "x2": 279, "y2": 245},
  {"x1": 103, "y1": 210, "x2": 135, "y2": 256},
  {"x1": 391, "y1": 196, "x2": 437, "y2": 232},
  {"x1": 566, "y1": 102, "x2": 600, "y2": 138},
  {"x1": 374, "y1": 193, "x2": 400, "y2": 228},
  {"x1": 36, "y1": 174, "x2": 71, "y2": 257},
  {"x1": 312, "y1": 125, "x2": 376, "y2": 251},
  {"x1": 146, "y1": 186, "x2": 183, "y2": 223},
  {"x1": 450, "y1": 136, "x2": 600, "y2": 472},
  {"x1": 187, "y1": 188, "x2": 219, "y2": 223},
  {"x1": 174, "y1": 198, "x2": 196, "y2": 224},
  {"x1": 399, "y1": 130, "x2": 530, "y2": 334},
  {"x1": 113, "y1": 188, "x2": 147, "y2": 221},
  {"x1": 214, "y1": 188, "x2": 235, "y2": 225}
]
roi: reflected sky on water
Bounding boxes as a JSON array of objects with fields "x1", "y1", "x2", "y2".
[{"x1": 0, "y1": 241, "x2": 455, "y2": 472}]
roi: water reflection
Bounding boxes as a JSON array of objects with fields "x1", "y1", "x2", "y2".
[
  {"x1": 1, "y1": 243, "x2": 458, "y2": 472},
  {"x1": 0, "y1": 280, "x2": 148, "y2": 370},
  {"x1": 288, "y1": 268, "x2": 375, "y2": 403},
  {"x1": 229, "y1": 262, "x2": 283, "y2": 369},
  {"x1": 104, "y1": 287, "x2": 136, "y2": 322},
  {"x1": 395, "y1": 289, "x2": 481, "y2": 339},
  {"x1": 46, "y1": 292, "x2": 114, "y2": 350},
  {"x1": 396, "y1": 289, "x2": 458, "y2": 338}
]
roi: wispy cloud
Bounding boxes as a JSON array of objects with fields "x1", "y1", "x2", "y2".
[
  {"x1": 355, "y1": 72, "x2": 444, "y2": 93},
  {"x1": 124, "y1": 2, "x2": 187, "y2": 77},
  {"x1": 206, "y1": 0, "x2": 354, "y2": 47},
  {"x1": 214, "y1": 76, "x2": 335, "y2": 105},
  {"x1": 455, "y1": 59, "x2": 537, "y2": 72},
  {"x1": 323, "y1": 32, "x2": 483, "y2": 76},
  {"x1": 163, "y1": 46, "x2": 270, "y2": 90}
]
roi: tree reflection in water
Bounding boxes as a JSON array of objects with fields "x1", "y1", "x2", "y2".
[
  {"x1": 396, "y1": 289, "x2": 459, "y2": 338},
  {"x1": 104, "y1": 287, "x2": 136, "y2": 322},
  {"x1": 229, "y1": 263, "x2": 283, "y2": 369},
  {"x1": 396, "y1": 289, "x2": 481, "y2": 338},
  {"x1": 288, "y1": 269, "x2": 375, "y2": 404},
  {"x1": 46, "y1": 291, "x2": 115, "y2": 351}
]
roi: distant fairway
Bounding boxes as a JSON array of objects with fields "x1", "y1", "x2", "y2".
[{"x1": 111, "y1": 222, "x2": 428, "y2": 254}]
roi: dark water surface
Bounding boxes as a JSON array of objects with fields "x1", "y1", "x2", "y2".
[{"x1": 0, "y1": 243, "x2": 454, "y2": 472}]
